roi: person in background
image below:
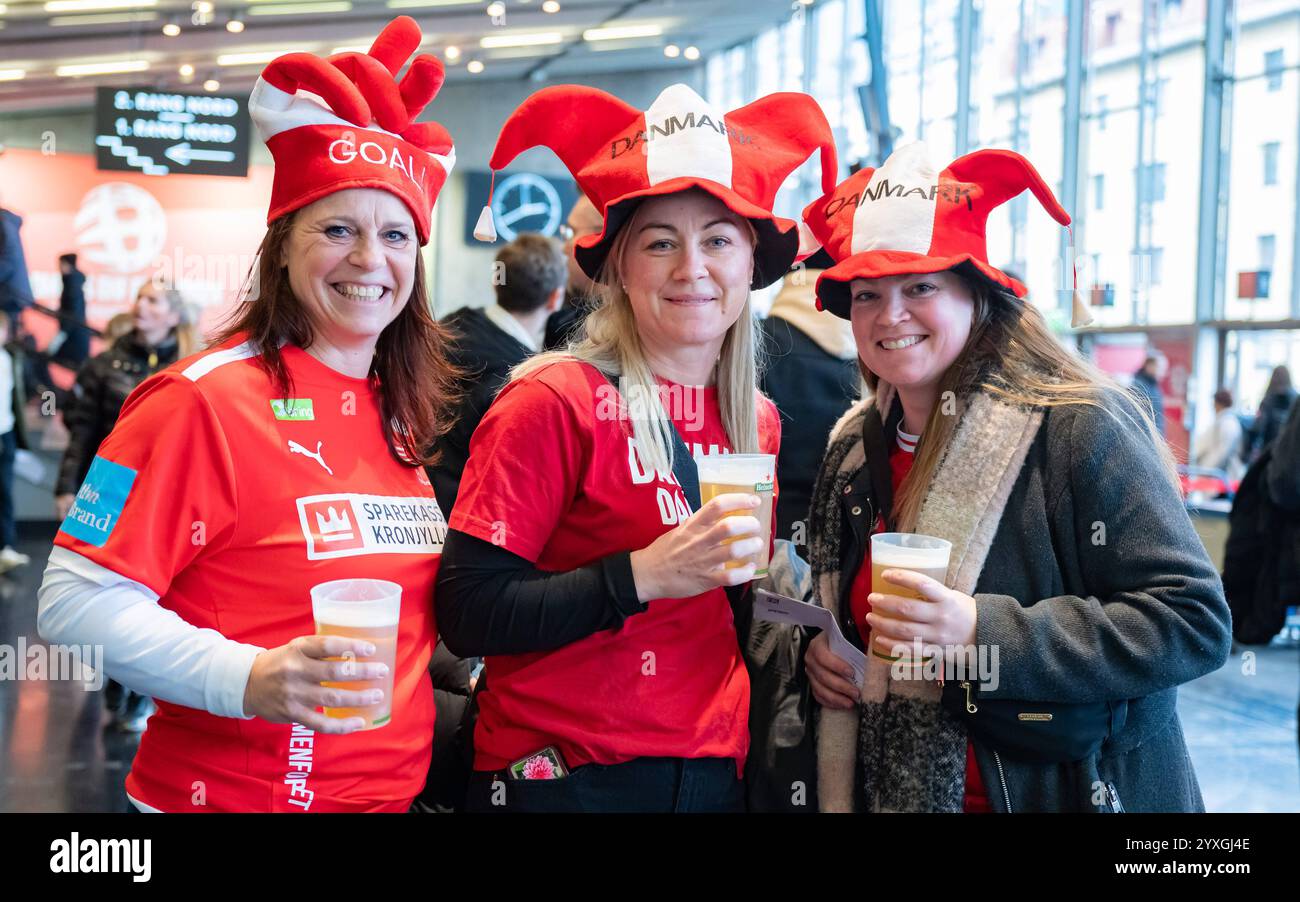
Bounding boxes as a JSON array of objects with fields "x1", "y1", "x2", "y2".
[
  {"x1": 760, "y1": 248, "x2": 859, "y2": 555},
  {"x1": 544, "y1": 194, "x2": 603, "y2": 349},
  {"x1": 429, "y1": 233, "x2": 566, "y2": 514},
  {"x1": 1260, "y1": 403, "x2": 1300, "y2": 765},
  {"x1": 1194, "y1": 387, "x2": 1244, "y2": 479},
  {"x1": 52, "y1": 253, "x2": 90, "y2": 368},
  {"x1": 0, "y1": 310, "x2": 30, "y2": 574},
  {"x1": 1222, "y1": 397, "x2": 1300, "y2": 654},
  {"x1": 51, "y1": 283, "x2": 196, "y2": 732},
  {"x1": 0, "y1": 199, "x2": 34, "y2": 339},
  {"x1": 103, "y1": 312, "x2": 136, "y2": 347},
  {"x1": 54, "y1": 284, "x2": 197, "y2": 522},
  {"x1": 1131, "y1": 352, "x2": 1166, "y2": 436},
  {"x1": 1243, "y1": 365, "x2": 1297, "y2": 465}
]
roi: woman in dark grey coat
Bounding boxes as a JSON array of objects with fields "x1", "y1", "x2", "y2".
[{"x1": 798, "y1": 144, "x2": 1231, "y2": 812}]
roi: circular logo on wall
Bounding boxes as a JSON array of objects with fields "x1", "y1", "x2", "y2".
[
  {"x1": 491, "y1": 172, "x2": 563, "y2": 242},
  {"x1": 73, "y1": 182, "x2": 167, "y2": 274}
]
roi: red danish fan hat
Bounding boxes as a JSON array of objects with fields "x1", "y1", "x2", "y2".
[
  {"x1": 248, "y1": 15, "x2": 455, "y2": 244},
  {"x1": 476, "y1": 83, "x2": 838, "y2": 289},
  {"x1": 802, "y1": 142, "x2": 1093, "y2": 328}
]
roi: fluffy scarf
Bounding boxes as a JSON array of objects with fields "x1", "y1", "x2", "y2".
[{"x1": 809, "y1": 382, "x2": 1043, "y2": 812}]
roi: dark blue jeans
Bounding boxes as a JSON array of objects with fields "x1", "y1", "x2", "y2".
[
  {"x1": 466, "y1": 756, "x2": 744, "y2": 813},
  {"x1": 0, "y1": 429, "x2": 15, "y2": 549}
]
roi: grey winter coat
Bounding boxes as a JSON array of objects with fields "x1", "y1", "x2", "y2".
[{"x1": 808, "y1": 387, "x2": 1233, "y2": 812}]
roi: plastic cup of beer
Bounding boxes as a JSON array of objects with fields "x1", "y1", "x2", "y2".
[
  {"x1": 869, "y1": 533, "x2": 951, "y2": 662},
  {"x1": 696, "y1": 453, "x2": 776, "y2": 577},
  {"x1": 310, "y1": 578, "x2": 401, "y2": 730}
]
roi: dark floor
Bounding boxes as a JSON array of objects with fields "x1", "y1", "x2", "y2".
[
  {"x1": 1, "y1": 522, "x2": 1298, "y2": 813},
  {"x1": 0, "y1": 522, "x2": 138, "y2": 813}
]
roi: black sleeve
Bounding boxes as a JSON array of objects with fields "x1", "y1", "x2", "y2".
[
  {"x1": 55, "y1": 358, "x2": 105, "y2": 496},
  {"x1": 434, "y1": 527, "x2": 647, "y2": 658}
]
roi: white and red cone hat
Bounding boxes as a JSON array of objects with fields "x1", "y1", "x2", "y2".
[
  {"x1": 802, "y1": 142, "x2": 1093, "y2": 328},
  {"x1": 475, "y1": 83, "x2": 837, "y2": 289},
  {"x1": 248, "y1": 16, "x2": 455, "y2": 244}
]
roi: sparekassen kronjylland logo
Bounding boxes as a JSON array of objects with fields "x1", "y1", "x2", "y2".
[
  {"x1": 296, "y1": 493, "x2": 446, "y2": 560},
  {"x1": 0, "y1": 637, "x2": 103, "y2": 690}
]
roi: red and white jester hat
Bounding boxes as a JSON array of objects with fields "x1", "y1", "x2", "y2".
[
  {"x1": 802, "y1": 142, "x2": 1093, "y2": 328},
  {"x1": 248, "y1": 16, "x2": 455, "y2": 244},
  {"x1": 475, "y1": 83, "x2": 838, "y2": 289}
]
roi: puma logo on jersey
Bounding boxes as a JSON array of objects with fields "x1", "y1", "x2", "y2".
[{"x1": 288, "y1": 440, "x2": 333, "y2": 475}]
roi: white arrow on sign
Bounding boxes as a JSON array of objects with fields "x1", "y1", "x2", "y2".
[{"x1": 164, "y1": 142, "x2": 236, "y2": 166}]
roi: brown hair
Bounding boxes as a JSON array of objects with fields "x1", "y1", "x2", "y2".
[
  {"x1": 495, "y1": 233, "x2": 567, "y2": 314},
  {"x1": 860, "y1": 265, "x2": 1178, "y2": 531},
  {"x1": 1266, "y1": 365, "x2": 1292, "y2": 397},
  {"x1": 212, "y1": 212, "x2": 460, "y2": 467}
]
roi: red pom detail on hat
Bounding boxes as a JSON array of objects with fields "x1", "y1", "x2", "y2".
[
  {"x1": 479, "y1": 83, "x2": 837, "y2": 289},
  {"x1": 249, "y1": 15, "x2": 455, "y2": 244}
]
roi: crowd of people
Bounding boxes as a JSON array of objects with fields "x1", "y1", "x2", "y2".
[{"x1": 0, "y1": 15, "x2": 1291, "y2": 813}]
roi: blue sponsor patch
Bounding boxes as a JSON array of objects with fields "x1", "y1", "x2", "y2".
[{"x1": 60, "y1": 456, "x2": 137, "y2": 548}]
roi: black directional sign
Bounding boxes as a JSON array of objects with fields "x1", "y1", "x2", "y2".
[{"x1": 94, "y1": 86, "x2": 251, "y2": 178}]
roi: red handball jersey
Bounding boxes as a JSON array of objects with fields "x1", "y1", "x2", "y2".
[
  {"x1": 449, "y1": 360, "x2": 781, "y2": 776},
  {"x1": 53, "y1": 339, "x2": 444, "y2": 812}
]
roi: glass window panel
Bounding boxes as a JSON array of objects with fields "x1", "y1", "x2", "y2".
[
  {"x1": 782, "y1": 14, "x2": 806, "y2": 94},
  {"x1": 1222, "y1": 15, "x2": 1298, "y2": 321},
  {"x1": 755, "y1": 29, "x2": 781, "y2": 98},
  {"x1": 1077, "y1": 0, "x2": 1201, "y2": 326},
  {"x1": 1263, "y1": 141, "x2": 1280, "y2": 186},
  {"x1": 1265, "y1": 48, "x2": 1284, "y2": 91},
  {"x1": 972, "y1": 0, "x2": 1070, "y2": 317},
  {"x1": 1259, "y1": 234, "x2": 1276, "y2": 270}
]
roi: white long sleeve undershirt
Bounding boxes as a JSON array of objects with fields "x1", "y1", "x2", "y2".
[{"x1": 37, "y1": 546, "x2": 263, "y2": 720}]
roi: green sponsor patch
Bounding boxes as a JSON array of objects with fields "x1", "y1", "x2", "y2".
[{"x1": 270, "y1": 398, "x2": 315, "y2": 421}]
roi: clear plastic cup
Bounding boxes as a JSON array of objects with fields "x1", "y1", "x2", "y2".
[
  {"x1": 868, "y1": 533, "x2": 952, "y2": 662},
  {"x1": 696, "y1": 453, "x2": 777, "y2": 577},
  {"x1": 310, "y1": 578, "x2": 401, "y2": 730}
]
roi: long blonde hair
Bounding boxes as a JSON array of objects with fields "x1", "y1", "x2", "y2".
[
  {"x1": 875, "y1": 265, "x2": 1179, "y2": 531},
  {"x1": 512, "y1": 194, "x2": 763, "y2": 475},
  {"x1": 137, "y1": 285, "x2": 199, "y2": 358}
]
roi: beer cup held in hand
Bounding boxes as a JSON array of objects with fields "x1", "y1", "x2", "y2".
[
  {"x1": 696, "y1": 453, "x2": 776, "y2": 577},
  {"x1": 311, "y1": 578, "x2": 401, "y2": 729},
  {"x1": 869, "y1": 533, "x2": 952, "y2": 661}
]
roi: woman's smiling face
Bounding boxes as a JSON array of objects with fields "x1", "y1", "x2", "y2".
[
  {"x1": 283, "y1": 188, "x2": 417, "y2": 351},
  {"x1": 848, "y1": 269, "x2": 975, "y2": 392},
  {"x1": 618, "y1": 189, "x2": 755, "y2": 355}
]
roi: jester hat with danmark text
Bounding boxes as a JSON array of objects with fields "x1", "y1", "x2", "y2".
[
  {"x1": 802, "y1": 142, "x2": 1092, "y2": 328},
  {"x1": 475, "y1": 83, "x2": 838, "y2": 289},
  {"x1": 248, "y1": 15, "x2": 455, "y2": 245}
]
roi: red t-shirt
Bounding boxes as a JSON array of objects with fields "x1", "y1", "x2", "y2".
[
  {"x1": 449, "y1": 360, "x2": 781, "y2": 776},
  {"x1": 53, "y1": 340, "x2": 442, "y2": 812},
  {"x1": 846, "y1": 427, "x2": 990, "y2": 812}
]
